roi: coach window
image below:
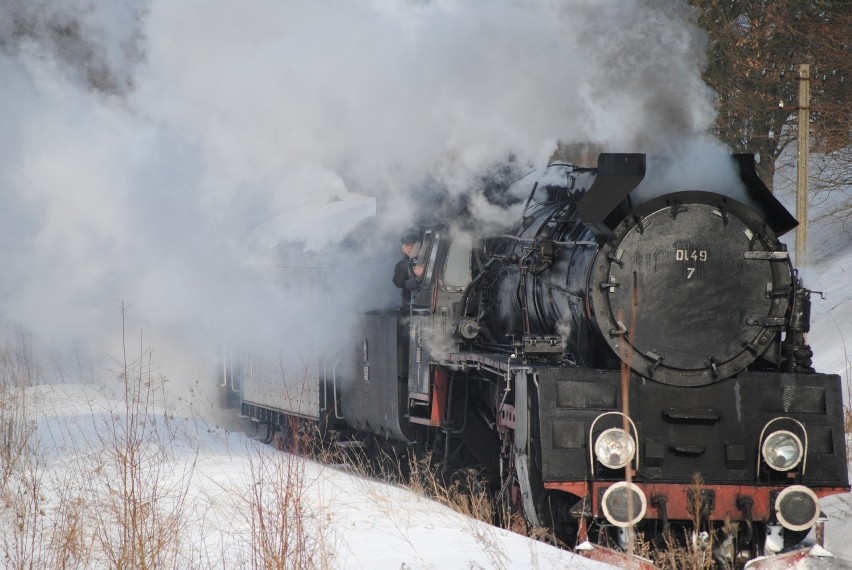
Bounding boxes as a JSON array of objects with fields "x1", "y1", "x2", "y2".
[{"x1": 441, "y1": 231, "x2": 473, "y2": 292}]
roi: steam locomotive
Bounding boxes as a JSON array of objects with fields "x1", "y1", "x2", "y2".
[{"x1": 222, "y1": 153, "x2": 848, "y2": 563}]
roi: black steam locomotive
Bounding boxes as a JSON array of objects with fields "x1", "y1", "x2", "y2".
[{"x1": 224, "y1": 153, "x2": 848, "y2": 562}]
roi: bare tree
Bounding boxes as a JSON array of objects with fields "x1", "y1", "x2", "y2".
[{"x1": 689, "y1": 0, "x2": 851, "y2": 208}]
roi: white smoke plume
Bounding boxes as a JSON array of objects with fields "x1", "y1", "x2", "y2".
[{"x1": 0, "y1": 0, "x2": 718, "y2": 389}]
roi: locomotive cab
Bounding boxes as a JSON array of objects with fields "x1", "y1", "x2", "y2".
[
  {"x1": 345, "y1": 226, "x2": 475, "y2": 441},
  {"x1": 406, "y1": 229, "x2": 474, "y2": 401}
]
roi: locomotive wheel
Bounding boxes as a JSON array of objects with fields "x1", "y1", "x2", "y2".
[
  {"x1": 273, "y1": 417, "x2": 294, "y2": 452},
  {"x1": 362, "y1": 434, "x2": 403, "y2": 479},
  {"x1": 497, "y1": 475, "x2": 528, "y2": 534},
  {"x1": 262, "y1": 423, "x2": 275, "y2": 444},
  {"x1": 239, "y1": 417, "x2": 258, "y2": 439},
  {"x1": 535, "y1": 491, "x2": 579, "y2": 547},
  {"x1": 245, "y1": 421, "x2": 274, "y2": 444},
  {"x1": 496, "y1": 446, "x2": 573, "y2": 542}
]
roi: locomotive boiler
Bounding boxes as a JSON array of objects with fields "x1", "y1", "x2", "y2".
[{"x1": 226, "y1": 152, "x2": 849, "y2": 564}]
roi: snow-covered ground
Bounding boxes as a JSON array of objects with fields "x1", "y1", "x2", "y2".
[{"x1": 12, "y1": 382, "x2": 614, "y2": 569}]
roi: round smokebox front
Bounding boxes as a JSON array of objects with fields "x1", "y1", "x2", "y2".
[{"x1": 590, "y1": 202, "x2": 791, "y2": 386}]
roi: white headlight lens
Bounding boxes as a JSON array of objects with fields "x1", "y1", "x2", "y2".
[
  {"x1": 594, "y1": 428, "x2": 636, "y2": 469},
  {"x1": 762, "y1": 430, "x2": 803, "y2": 471}
]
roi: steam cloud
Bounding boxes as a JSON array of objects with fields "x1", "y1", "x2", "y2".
[{"x1": 0, "y1": 0, "x2": 718, "y2": 389}]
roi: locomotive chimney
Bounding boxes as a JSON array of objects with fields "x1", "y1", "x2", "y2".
[{"x1": 577, "y1": 153, "x2": 646, "y2": 239}]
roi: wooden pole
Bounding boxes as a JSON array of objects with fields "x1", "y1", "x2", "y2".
[{"x1": 796, "y1": 64, "x2": 810, "y2": 267}]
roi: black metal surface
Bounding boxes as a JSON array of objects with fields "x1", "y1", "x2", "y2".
[
  {"x1": 536, "y1": 366, "x2": 848, "y2": 487},
  {"x1": 469, "y1": 156, "x2": 799, "y2": 385},
  {"x1": 577, "y1": 153, "x2": 646, "y2": 234},
  {"x1": 589, "y1": 202, "x2": 793, "y2": 386},
  {"x1": 536, "y1": 367, "x2": 622, "y2": 481},
  {"x1": 341, "y1": 309, "x2": 413, "y2": 443},
  {"x1": 732, "y1": 154, "x2": 798, "y2": 236}
]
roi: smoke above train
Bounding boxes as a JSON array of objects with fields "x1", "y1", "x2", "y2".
[{"x1": 0, "y1": 0, "x2": 718, "y2": 383}]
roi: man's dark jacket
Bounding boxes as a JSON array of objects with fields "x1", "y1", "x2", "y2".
[{"x1": 393, "y1": 256, "x2": 420, "y2": 304}]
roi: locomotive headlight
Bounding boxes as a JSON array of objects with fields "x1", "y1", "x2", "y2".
[
  {"x1": 601, "y1": 481, "x2": 647, "y2": 527},
  {"x1": 762, "y1": 430, "x2": 803, "y2": 471},
  {"x1": 594, "y1": 428, "x2": 636, "y2": 469},
  {"x1": 775, "y1": 485, "x2": 820, "y2": 531}
]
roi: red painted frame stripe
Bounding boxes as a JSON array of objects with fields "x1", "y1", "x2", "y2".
[{"x1": 545, "y1": 481, "x2": 849, "y2": 521}]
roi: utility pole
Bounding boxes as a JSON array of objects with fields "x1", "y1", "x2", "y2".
[{"x1": 796, "y1": 64, "x2": 810, "y2": 267}]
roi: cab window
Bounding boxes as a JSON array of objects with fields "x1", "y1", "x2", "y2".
[{"x1": 441, "y1": 232, "x2": 472, "y2": 291}]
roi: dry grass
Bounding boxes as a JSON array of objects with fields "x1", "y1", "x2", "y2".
[
  {"x1": 406, "y1": 454, "x2": 495, "y2": 524},
  {"x1": 0, "y1": 326, "x2": 88, "y2": 569},
  {"x1": 628, "y1": 474, "x2": 741, "y2": 570},
  {"x1": 235, "y1": 443, "x2": 333, "y2": 570},
  {"x1": 202, "y1": 406, "x2": 335, "y2": 569},
  {"x1": 0, "y1": 311, "x2": 338, "y2": 569},
  {"x1": 334, "y1": 442, "x2": 521, "y2": 570},
  {"x1": 67, "y1": 306, "x2": 198, "y2": 569},
  {"x1": 845, "y1": 341, "x2": 852, "y2": 461},
  {"x1": 845, "y1": 404, "x2": 852, "y2": 460},
  {"x1": 357, "y1": 444, "x2": 743, "y2": 570},
  {"x1": 0, "y1": 314, "x2": 203, "y2": 569},
  {"x1": 0, "y1": 327, "x2": 40, "y2": 489},
  {"x1": 832, "y1": 315, "x2": 852, "y2": 460},
  {"x1": 328, "y1": 438, "x2": 498, "y2": 528},
  {"x1": 846, "y1": 407, "x2": 852, "y2": 435}
]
